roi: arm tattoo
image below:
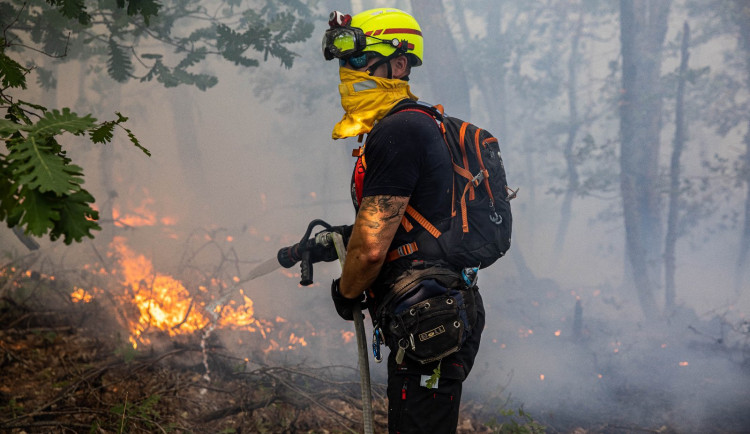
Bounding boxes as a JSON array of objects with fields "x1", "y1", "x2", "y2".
[{"x1": 358, "y1": 195, "x2": 407, "y2": 230}]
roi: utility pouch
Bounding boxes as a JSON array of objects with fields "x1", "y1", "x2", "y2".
[{"x1": 376, "y1": 267, "x2": 474, "y2": 364}]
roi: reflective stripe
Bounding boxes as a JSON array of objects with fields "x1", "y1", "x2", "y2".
[
  {"x1": 365, "y1": 28, "x2": 422, "y2": 37},
  {"x1": 353, "y1": 80, "x2": 378, "y2": 92}
]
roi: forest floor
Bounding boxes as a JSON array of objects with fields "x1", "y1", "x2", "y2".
[
  {"x1": 2, "y1": 246, "x2": 747, "y2": 433},
  {"x1": 1, "y1": 304, "x2": 708, "y2": 434},
  {"x1": 0, "y1": 308, "x2": 501, "y2": 434}
]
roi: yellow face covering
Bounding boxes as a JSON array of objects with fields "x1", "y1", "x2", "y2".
[{"x1": 332, "y1": 67, "x2": 419, "y2": 139}]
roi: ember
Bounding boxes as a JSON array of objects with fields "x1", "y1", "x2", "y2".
[{"x1": 70, "y1": 287, "x2": 93, "y2": 303}]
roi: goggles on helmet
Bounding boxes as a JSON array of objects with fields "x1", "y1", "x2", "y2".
[{"x1": 322, "y1": 26, "x2": 367, "y2": 61}]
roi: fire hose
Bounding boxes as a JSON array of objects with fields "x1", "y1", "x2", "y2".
[{"x1": 277, "y1": 220, "x2": 374, "y2": 434}]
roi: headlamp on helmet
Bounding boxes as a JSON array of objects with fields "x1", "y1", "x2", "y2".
[{"x1": 322, "y1": 9, "x2": 422, "y2": 66}]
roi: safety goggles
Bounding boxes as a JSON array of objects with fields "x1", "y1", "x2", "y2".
[{"x1": 322, "y1": 26, "x2": 367, "y2": 61}]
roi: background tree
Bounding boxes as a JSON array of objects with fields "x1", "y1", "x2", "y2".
[
  {"x1": 664, "y1": 22, "x2": 690, "y2": 312},
  {"x1": 618, "y1": 0, "x2": 671, "y2": 320},
  {"x1": 730, "y1": 1, "x2": 750, "y2": 291},
  {"x1": 410, "y1": 0, "x2": 470, "y2": 119}
]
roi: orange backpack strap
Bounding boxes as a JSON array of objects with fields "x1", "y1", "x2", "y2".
[
  {"x1": 458, "y1": 122, "x2": 475, "y2": 200},
  {"x1": 474, "y1": 132, "x2": 495, "y2": 203},
  {"x1": 404, "y1": 205, "x2": 442, "y2": 238},
  {"x1": 386, "y1": 241, "x2": 419, "y2": 262},
  {"x1": 386, "y1": 205, "x2": 442, "y2": 262},
  {"x1": 400, "y1": 215, "x2": 414, "y2": 232}
]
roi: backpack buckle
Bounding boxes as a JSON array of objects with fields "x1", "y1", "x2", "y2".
[{"x1": 470, "y1": 170, "x2": 487, "y2": 187}]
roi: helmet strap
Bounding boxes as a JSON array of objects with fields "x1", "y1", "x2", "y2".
[{"x1": 366, "y1": 44, "x2": 408, "y2": 79}]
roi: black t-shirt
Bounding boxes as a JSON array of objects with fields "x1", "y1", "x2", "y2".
[{"x1": 350, "y1": 101, "x2": 453, "y2": 264}]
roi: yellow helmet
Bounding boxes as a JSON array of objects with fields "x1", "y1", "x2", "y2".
[
  {"x1": 323, "y1": 8, "x2": 423, "y2": 67},
  {"x1": 351, "y1": 8, "x2": 423, "y2": 66}
]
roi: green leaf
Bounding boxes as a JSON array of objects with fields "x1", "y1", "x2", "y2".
[
  {"x1": 216, "y1": 24, "x2": 261, "y2": 68},
  {"x1": 122, "y1": 125, "x2": 151, "y2": 156},
  {"x1": 45, "y1": 0, "x2": 91, "y2": 24},
  {"x1": 107, "y1": 39, "x2": 133, "y2": 83},
  {"x1": 177, "y1": 47, "x2": 207, "y2": 69},
  {"x1": 125, "y1": 0, "x2": 161, "y2": 25},
  {"x1": 14, "y1": 187, "x2": 59, "y2": 236},
  {"x1": 0, "y1": 52, "x2": 28, "y2": 89},
  {"x1": 425, "y1": 362, "x2": 441, "y2": 389},
  {"x1": 33, "y1": 108, "x2": 96, "y2": 137},
  {"x1": 35, "y1": 66, "x2": 58, "y2": 90},
  {"x1": 51, "y1": 189, "x2": 100, "y2": 244},
  {"x1": 8, "y1": 136, "x2": 84, "y2": 195},
  {"x1": 89, "y1": 122, "x2": 115, "y2": 143},
  {"x1": 0, "y1": 119, "x2": 24, "y2": 136}
]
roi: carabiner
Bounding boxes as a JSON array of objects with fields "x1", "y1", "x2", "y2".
[{"x1": 372, "y1": 327, "x2": 383, "y2": 363}]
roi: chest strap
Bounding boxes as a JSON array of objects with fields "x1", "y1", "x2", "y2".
[{"x1": 388, "y1": 205, "x2": 443, "y2": 262}]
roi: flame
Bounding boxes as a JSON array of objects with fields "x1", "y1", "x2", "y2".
[
  {"x1": 679, "y1": 361, "x2": 689, "y2": 367},
  {"x1": 217, "y1": 296, "x2": 258, "y2": 331},
  {"x1": 64, "y1": 235, "x2": 311, "y2": 354},
  {"x1": 341, "y1": 330, "x2": 355, "y2": 344},
  {"x1": 289, "y1": 333, "x2": 307, "y2": 347},
  {"x1": 111, "y1": 192, "x2": 177, "y2": 228},
  {"x1": 518, "y1": 328, "x2": 533, "y2": 338},
  {"x1": 70, "y1": 287, "x2": 93, "y2": 303},
  {"x1": 112, "y1": 200, "x2": 157, "y2": 227}
]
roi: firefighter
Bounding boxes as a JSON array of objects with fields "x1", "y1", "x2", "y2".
[{"x1": 323, "y1": 7, "x2": 485, "y2": 434}]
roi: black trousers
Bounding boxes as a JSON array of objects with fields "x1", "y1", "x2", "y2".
[{"x1": 386, "y1": 290, "x2": 485, "y2": 434}]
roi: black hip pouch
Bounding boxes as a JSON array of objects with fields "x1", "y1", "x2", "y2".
[{"x1": 376, "y1": 268, "x2": 475, "y2": 364}]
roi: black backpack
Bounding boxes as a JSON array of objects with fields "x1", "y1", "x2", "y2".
[{"x1": 385, "y1": 102, "x2": 515, "y2": 270}]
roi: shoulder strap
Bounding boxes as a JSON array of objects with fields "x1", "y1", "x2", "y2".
[{"x1": 387, "y1": 100, "x2": 445, "y2": 122}]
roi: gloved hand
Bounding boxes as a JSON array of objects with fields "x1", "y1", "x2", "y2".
[{"x1": 331, "y1": 278, "x2": 365, "y2": 321}]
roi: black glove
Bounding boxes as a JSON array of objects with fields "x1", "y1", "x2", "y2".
[{"x1": 331, "y1": 278, "x2": 365, "y2": 321}]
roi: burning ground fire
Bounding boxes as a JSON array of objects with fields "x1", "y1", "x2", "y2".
[{"x1": 68, "y1": 236, "x2": 310, "y2": 354}]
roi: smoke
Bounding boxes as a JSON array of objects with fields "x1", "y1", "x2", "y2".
[{"x1": 3, "y1": 1, "x2": 749, "y2": 432}]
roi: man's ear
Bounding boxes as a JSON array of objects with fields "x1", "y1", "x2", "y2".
[{"x1": 391, "y1": 55, "x2": 410, "y2": 79}]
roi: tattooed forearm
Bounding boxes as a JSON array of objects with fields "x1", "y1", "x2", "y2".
[{"x1": 339, "y1": 194, "x2": 409, "y2": 297}]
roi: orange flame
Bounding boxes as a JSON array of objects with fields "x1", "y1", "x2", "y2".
[
  {"x1": 70, "y1": 287, "x2": 93, "y2": 303},
  {"x1": 341, "y1": 330, "x2": 355, "y2": 344},
  {"x1": 66, "y1": 235, "x2": 311, "y2": 354}
]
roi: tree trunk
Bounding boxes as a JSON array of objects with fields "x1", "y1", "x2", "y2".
[
  {"x1": 736, "y1": 122, "x2": 750, "y2": 294},
  {"x1": 619, "y1": 0, "x2": 671, "y2": 320},
  {"x1": 410, "y1": 0, "x2": 471, "y2": 119},
  {"x1": 554, "y1": 10, "x2": 584, "y2": 255},
  {"x1": 733, "y1": 1, "x2": 750, "y2": 294},
  {"x1": 665, "y1": 22, "x2": 690, "y2": 312},
  {"x1": 168, "y1": 89, "x2": 207, "y2": 212}
]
